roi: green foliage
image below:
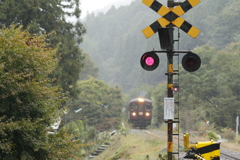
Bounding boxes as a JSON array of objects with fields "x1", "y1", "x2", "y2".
[
  {"x1": 0, "y1": 0, "x2": 87, "y2": 96},
  {"x1": 159, "y1": 153, "x2": 168, "y2": 160},
  {"x1": 178, "y1": 43, "x2": 240, "y2": 131},
  {"x1": 0, "y1": 25, "x2": 81, "y2": 159},
  {"x1": 81, "y1": 0, "x2": 166, "y2": 93},
  {"x1": 79, "y1": 52, "x2": 99, "y2": 81},
  {"x1": 220, "y1": 127, "x2": 236, "y2": 142},
  {"x1": 151, "y1": 83, "x2": 167, "y2": 127},
  {"x1": 63, "y1": 120, "x2": 99, "y2": 156},
  {"x1": 207, "y1": 131, "x2": 219, "y2": 141},
  {"x1": 65, "y1": 77, "x2": 124, "y2": 131},
  {"x1": 81, "y1": 0, "x2": 240, "y2": 94},
  {"x1": 46, "y1": 129, "x2": 82, "y2": 160}
]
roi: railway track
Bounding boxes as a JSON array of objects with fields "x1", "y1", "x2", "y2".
[
  {"x1": 221, "y1": 149, "x2": 240, "y2": 160},
  {"x1": 140, "y1": 129, "x2": 240, "y2": 160}
]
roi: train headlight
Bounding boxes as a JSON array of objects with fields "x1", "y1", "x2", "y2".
[
  {"x1": 138, "y1": 98, "x2": 144, "y2": 102},
  {"x1": 146, "y1": 112, "x2": 150, "y2": 116},
  {"x1": 132, "y1": 112, "x2": 136, "y2": 116}
]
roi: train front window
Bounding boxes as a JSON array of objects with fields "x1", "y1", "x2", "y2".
[
  {"x1": 138, "y1": 103, "x2": 144, "y2": 111},
  {"x1": 146, "y1": 103, "x2": 151, "y2": 111},
  {"x1": 130, "y1": 103, "x2": 137, "y2": 110}
]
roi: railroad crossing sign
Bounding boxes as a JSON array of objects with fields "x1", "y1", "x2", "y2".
[{"x1": 142, "y1": 0, "x2": 201, "y2": 39}]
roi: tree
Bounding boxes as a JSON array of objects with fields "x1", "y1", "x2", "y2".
[
  {"x1": 0, "y1": 25, "x2": 80, "y2": 159},
  {"x1": 176, "y1": 45, "x2": 218, "y2": 131},
  {"x1": 210, "y1": 42, "x2": 240, "y2": 129},
  {"x1": 63, "y1": 120, "x2": 99, "y2": 156},
  {"x1": 65, "y1": 77, "x2": 124, "y2": 131},
  {"x1": 177, "y1": 44, "x2": 240, "y2": 131},
  {"x1": 79, "y1": 52, "x2": 99, "y2": 81},
  {"x1": 151, "y1": 82, "x2": 167, "y2": 127},
  {"x1": 0, "y1": 0, "x2": 86, "y2": 96}
]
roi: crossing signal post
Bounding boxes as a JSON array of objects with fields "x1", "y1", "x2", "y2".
[{"x1": 140, "y1": 0, "x2": 202, "y2": 159}]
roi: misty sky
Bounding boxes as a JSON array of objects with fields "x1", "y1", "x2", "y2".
[{"x1": 80, "y1": 0, "x2": 134, "y2": 18}]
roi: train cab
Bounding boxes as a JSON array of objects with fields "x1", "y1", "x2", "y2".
[{"x1": 128, "y1": 98, "x2": 152, "y2": 128}]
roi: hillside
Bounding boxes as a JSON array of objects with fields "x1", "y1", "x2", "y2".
[{"x1": 80, "y1": 0, "x2": 240, "y2": 93}]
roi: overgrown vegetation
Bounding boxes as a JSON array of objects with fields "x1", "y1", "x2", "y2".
[
  {"x1": 0, "y1": 0, "x2": 86, "y2": 97},
  {"x1": 94, "y1": 132, "x2": 166, "y2": 160},
  {"x1": 207, "y1": 131, "x2": 219, "y2": 141},
  {"x1": 220, "y1": 128, "x2": 236, "y2": 142},
  {"x1": 64, "y1": 77, "x2": 124, "y2": 131},
  {"x1": 0, "y1": 25, "x2": 80, "y2": 159}
]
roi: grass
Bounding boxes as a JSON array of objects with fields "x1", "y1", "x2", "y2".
[
  {"x1": 93, "y1": 127, "x2": 240, "y2": 160},
  {"x1": 94, "y1": 132, "x2": 167, "y2": 160}
]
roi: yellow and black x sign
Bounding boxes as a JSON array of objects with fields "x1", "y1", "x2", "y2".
[{"x1": 142, "y1": 0, "x2": 200, "y2": 39}]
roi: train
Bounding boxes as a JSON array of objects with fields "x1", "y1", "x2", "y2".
[{"x1": 127, "y1": 98, "x2": 153, "y2": 128}]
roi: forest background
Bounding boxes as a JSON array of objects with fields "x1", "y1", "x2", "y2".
[{"x1": 81, "y1": 0, "x2": 240, "y2": 134}]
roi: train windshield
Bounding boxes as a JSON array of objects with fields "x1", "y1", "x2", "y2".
[
  {"x1": 146, "y1": 103, "x2": 152, "y2": 111},
  {"x1": 138, "y1": 103, "x2": 144, "y2": 111},
  {"x1": 130, "y1": 103, "x2": 137, "y2": 110}
]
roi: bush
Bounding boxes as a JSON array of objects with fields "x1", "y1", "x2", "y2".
[
  {"x1": 220, "y1": 127, "x2": 235, "y2": 142},
  {"x1": 207, "y1": 131, "x2": 219, "y2": 141}
]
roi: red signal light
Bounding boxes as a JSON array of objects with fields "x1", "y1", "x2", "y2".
[
  {"x1": 140, "y1": 51, "x2": 159, "y2": 71},
  {"x1": 145, "y1": 57, "x2": 155, "y2": 66},
  {"x1": 173, "y1": 82, "x2": 179, "y2": 92},
  {"x1": 173, "y1": 87, "x2": 178, "y2": 92}
]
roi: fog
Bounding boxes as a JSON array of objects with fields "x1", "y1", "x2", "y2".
[{"x1": 80, "y1": 0, "x2": 135, "y2": 18}]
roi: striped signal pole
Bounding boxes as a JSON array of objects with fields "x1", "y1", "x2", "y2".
[
  {"x1": 140, "y1": 0, "x2": 202, "y2": 159},
  {"x1": 167, "y1": 2, "x2": 173, "y2": 160},
  {"x1": 167, "y1": 51, "x2": 174, "y2": 160}
]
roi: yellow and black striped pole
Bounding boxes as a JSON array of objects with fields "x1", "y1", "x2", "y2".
[
  {"x1": 167, "y1": 2, "x2": 174, "y2": 160},
  {"x1": 167, "y1": 52, "x2": 174, "y2": 160}
]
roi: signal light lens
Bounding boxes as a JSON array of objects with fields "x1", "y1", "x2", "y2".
[
  {"x1": 186, "y1": 57, "x2": 196, "y2": 67},
  {"x1": 182, "y1": 52, "x2": 201, "y2": 72},
  {"x1": 140, "y1": 51, "x2": 159, "y2": 71},
  {"x1": 146, "y1": 112, "x2": 150, "y2": 116},
  {"x1": 173, "y1": 82, "x2": 179, "y2": 92},
  {"x1": 145, "y1": 57, "x2": 154, "y2": 66},
  {"x1": 173, "y1": 87, "x2": 178, "y2": 92},
  {"x1": 132, "y1": 112, "x2": 136, "y2": 116}
]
